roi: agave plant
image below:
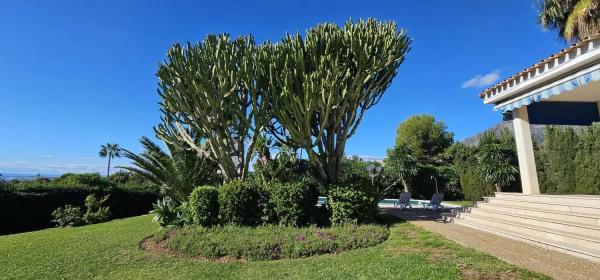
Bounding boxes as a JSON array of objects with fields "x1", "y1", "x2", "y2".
[
  {"x1": 150, "y1": 197, "x2": 179, "y2": 227},
  {"x1": 120, "y1": 136, "x2": 221, "y2": 201}
]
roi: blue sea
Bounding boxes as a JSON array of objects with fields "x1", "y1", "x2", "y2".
[{"x1": 0, "y1": 172, "x2": 60, "y2": 181}]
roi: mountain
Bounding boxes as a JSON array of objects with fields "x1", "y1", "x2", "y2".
[{"x1": 461, "y1": 121, "x2": 589, "y2": 146}]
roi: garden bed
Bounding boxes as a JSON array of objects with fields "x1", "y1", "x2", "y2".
[{"x1": 143, "y1": 224, "x2": 390, "y2": 261}]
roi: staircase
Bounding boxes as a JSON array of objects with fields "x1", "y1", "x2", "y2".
[{"x1": 443, "y1": 192, "x2": 600, "y2": 262}]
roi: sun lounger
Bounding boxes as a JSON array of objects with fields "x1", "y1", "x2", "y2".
[
  {"x1": 423, "y1": 192, "x2": 445, "y2": 211},
  {"x1": 394, "y1": 191, "x2": 412, "y2": 210}
]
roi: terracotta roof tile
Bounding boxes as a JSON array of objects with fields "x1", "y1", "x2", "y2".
[{"x1": 479, "y1": 33, "x2": 600, "y2": 98}]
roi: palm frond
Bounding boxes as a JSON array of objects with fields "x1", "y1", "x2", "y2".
[{"x1": 121, "y1": 136, "x2": 221, "y2": 201}]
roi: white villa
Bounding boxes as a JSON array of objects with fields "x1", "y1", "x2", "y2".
[{"x1": 449, "y1": 34, "x2": 600, "y2": 262}]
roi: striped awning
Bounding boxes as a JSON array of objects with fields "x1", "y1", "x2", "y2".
[{"x1": 496, "y1": 69, "x2": 600, "y2": 113}]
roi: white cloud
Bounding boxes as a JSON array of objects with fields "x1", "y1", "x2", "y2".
[{"x1": 461, "y1": 70, "x2": 501, "y2": 89}]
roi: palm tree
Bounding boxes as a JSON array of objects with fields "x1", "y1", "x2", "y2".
[
  {"x1": 476, "y1": 133, "x2": 519, "y2": 192},
  {"x1": 536, "y1": 0, "x2": 600, "y2": 42},
  {"x1": 120, "y1": 137, "x2": 220, "y2": 201},
  {"x1": 99, "y1": 143, "x2": 122, "y2": 178}
]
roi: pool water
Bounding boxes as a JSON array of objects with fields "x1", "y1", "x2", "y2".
[{"x1": 317, "y1": 196, "x2": 420, "y2": 206}]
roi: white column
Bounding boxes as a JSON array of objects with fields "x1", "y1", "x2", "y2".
[
  {"x1": 596, "y1": 102, "x2": 600, "y2": 118},
  {"x1": 512, "y1": 106, "x2": 540, "y2": 194}
]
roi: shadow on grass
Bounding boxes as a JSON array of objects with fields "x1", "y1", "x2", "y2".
[{"x1": 379, "y1": 207, "x2": 454, "y2": 223}]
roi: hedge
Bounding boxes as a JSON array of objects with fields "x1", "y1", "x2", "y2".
[
  {"x1": 218, "y1": 180, "x2": 265, "y2": 226},
  {"x1": 188, "y1": 186, "x2": 219, "y2": 226},
  {"x1": 538, "y1": 124, "x2": 600, "y2": 194},
  {"x1": 268, "y1": 182, "x2": 317, "y2": 227},
  {"x1": 327, "y1": 184, "x2": 378, "y2": 225},
  {"x1": 0, "y1": 186, "x2": 157, "y2": 235}
]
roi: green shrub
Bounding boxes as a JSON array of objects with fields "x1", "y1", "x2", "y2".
[
  {"x1": 189, "y1": 186, "x2": 219, "y2": 226},
  {"x1": 268, "y1": 182, "x2": 316, "y2": 227},
  {"x1": 218, "y1": 180, "x2": 263, "y2": 226},
  {"x1": 448, "y1": 142, "x2": 514, "y2": 201},
  {"x1": 11, "y1": 173, "x2": 112, "y2": 191},
  {"x1": 54, "y1": 173, "x2": 111, "y2": 188},
  {"x1": 4, "y1": 172, "x2": 159, "y2": 194},
  {"x1": 328, "y1": 184, "x2": 378, "y2": 225},
  {"x1": 82, "y1": 194, "x2": 111, "y2": 224},
  {"x1": 0, "y1": 183, "x2": 157, "y2": 235},
  {"x1": 163, "y1": 224, "x2": 389, "y2": 261},
  {"x1": 51, "y1": 205, "x2": 84, "y2": 227},
  {"x1": 458, "y1": 168, "x2": 492, "y2": 201},
  {"x1": 50, "y1": 194, "x2": 111, "y2": 227}
]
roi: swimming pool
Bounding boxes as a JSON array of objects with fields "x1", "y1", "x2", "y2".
[{"x1": 317, "y1": 196, "x2": 421, "y2": 206}]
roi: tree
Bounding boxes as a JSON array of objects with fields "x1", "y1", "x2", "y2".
[
  {"x1": 157, "y1": 34, "x2": 271, "y2": 182},
  {"x1": 447, "y1": 142, "x2": 493, "y2": 200},
  {"x1": 476, "y1": 133, "x2": 519, "y2": 192},
  {"x1": 267, "y1": 18, "x2": 412, "y2": 183},
  {"x1": 120, "y1": 136, "x2": 221, "y2": 201},
  {"x1": 252, "y1": 135, "x2": 301, "y2": 184},
  {"x1": 536, "y1": 0, "x2": 600, "y2": 42},
  {"x1": 98, "y1": 143, "x2": 122, "y2": 178},
  {"x1": 383, "y1": 145, "x2": 418, "y2": 193},
  {"x1": 394, "y1": 114, "x2": 454, "y2": 160}
]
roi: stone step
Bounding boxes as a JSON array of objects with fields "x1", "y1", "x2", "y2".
[
  {"x1": 494, "y1": 192, "x2": 600, "y2": 208},
  {"x1": 484, "y1": 197, "x2": 600, "y2": 216},
  {"x1": 448, "y1": 216, "x2": 600, "y2": 262},
  {"x1": 476, "y1": 203, "x2": 600, "y2": 227},
  {"x1": 455, "y1": 213, "x2": 600, "y2": 251},
  {"x1": 466, "y1": 208, "x2": 600, "y2": 239}
]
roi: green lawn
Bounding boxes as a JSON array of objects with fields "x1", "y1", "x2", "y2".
[
  {"x1": 0, "y1": 215, "x2": 548, "y2": 280},
  {"x1": 444, "y1": 201, "x2": 476, "y2": 207}
]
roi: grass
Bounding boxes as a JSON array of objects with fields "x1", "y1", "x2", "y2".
[
  {"x1": 0, "y1": 215, "x2": 548, "y2": 280},
  {"x1": 445, "y1": 200, "x2": 475, "y2": 207},
  {"x1": 162, "y1": 224, "x2": 389, "y2": 261}
]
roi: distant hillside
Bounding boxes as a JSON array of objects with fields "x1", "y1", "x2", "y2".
[{"x1": 461, "y1": 121, "x2": 589, "y2": 146}]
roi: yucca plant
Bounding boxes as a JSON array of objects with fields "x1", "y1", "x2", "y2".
[{"x1": 476, "y1": 133, "x2": 519, "y2": 192}]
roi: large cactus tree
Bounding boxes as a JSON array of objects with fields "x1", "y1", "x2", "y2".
[
  {"x1": 267, "y1": 19, "x2": 411, "y2": 183},
  {"x1": 156, "y1": 34, "x2": 271, "y2": 181}
]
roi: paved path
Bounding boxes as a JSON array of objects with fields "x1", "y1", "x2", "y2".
[{"x1": 382, "y1": 208, "x2": 600, "y2": 280}]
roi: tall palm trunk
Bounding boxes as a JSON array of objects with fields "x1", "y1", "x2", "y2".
[
  {"x1": 402, "y1": 177, "x2": 409, "y2": 192},
  {"x1": 106, "y1": 154, "x2": 112, "y2": 178}
]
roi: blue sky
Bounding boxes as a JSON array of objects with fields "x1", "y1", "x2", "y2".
[{"x1": 0, "y1": 0, "x2": 567, "y2": 175}]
